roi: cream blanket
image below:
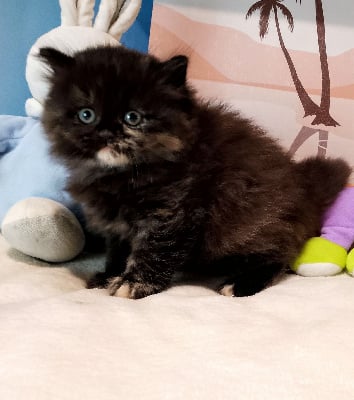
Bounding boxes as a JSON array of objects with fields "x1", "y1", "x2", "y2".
[{"x1": 1, "y1": 234, "x2": 354, "y2": 399}]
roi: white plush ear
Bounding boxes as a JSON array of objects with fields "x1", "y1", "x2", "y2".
[
  {"x1": 59, "y1": 0, "x2": 96, "y2": 27},
  {"x1": 94, "y1": 0, "x2": 115, "y2": 32},
  {"x1": 94, "y1": 0, "x2": 141, "y2": 40},
  {"x1": 77, "y1": 0, "x2": 95, "y2": 27},
  {"x1": 109, "y1": 0, "x2": 142, "y2": 40},
  {"x1": 59, "y1": 0, "x2": 79, "y2": 26}
]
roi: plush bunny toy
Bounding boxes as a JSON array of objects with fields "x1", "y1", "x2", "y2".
[{"x1": 0, "y1": 0, "x2": 141, "y2": 262}]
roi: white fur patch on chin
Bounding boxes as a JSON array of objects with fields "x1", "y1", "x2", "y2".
[{"x1": 96, "y1": 147, "x2": 130, "y2": 167}]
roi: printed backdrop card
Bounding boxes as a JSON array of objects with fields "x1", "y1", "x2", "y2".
[{"x1": 149, "y1": 0, "x2": 354, "y2": 178}]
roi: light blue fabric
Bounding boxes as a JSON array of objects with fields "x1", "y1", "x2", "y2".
[{"x1": 0, "y1": 115, "x2": 77, "y2": 225}]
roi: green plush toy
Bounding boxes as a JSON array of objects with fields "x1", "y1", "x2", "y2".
[{"x1": 292, "y1": 187, "x2": 354, "y2": 277}]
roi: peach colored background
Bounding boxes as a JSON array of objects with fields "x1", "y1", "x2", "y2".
[{"x1": 149, "y1": 2, "x2": 354, "y2": 180}]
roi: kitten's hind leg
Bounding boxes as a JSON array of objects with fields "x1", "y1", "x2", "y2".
[
  {"x1": 87, "y1": 236, "x2": 130, "y2": 289},
  {"x1": 216, "y1": 254, "x2": 285, "y2": 297}
]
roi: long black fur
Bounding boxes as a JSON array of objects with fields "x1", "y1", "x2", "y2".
[{"x1": 40, "y1": 46, "x2": 351, "y2": 298}]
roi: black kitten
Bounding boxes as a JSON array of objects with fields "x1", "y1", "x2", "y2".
[{"x1": 40, "y1": 46, "x2": 350, "y2": 299}]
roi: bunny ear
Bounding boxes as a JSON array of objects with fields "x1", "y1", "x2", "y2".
[
  {"x1": 59, "y1": 0, "x2": 95, "y2": 27},
  {"x1": 94, "y1": 0, "x2": 141, "y2": 40},
  {"x1": 59, "y1": 0, "x2": 140, "y2": 33},
  {"x1": 94, "y1": 0, "x2": 118, "y2": 33},
  {"x1": 108, "y1": 0, "x2": 142, "y2": 40},
  {"x1": 77, "y1": 0, "x2": 95, "y2": 27},
  {"x1": 59, "y1": 0, "x2": 79, "y2": 26}
]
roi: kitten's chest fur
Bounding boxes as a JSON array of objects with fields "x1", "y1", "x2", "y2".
[{"x1": 68, "y1": 163, "x2": 197, "y2": 240}]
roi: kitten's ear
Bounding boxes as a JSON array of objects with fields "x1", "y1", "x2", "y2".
[
  {"x1": 160, "y1": 55, "x2": 188, "y2": 88},
  {"x1": 39, "y1": 47, "x2": 75, "y2": 73}
]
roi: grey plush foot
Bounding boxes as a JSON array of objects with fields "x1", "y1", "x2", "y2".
[{"x1": 1, "y1": 198, "x2": 85, "y2": 262}]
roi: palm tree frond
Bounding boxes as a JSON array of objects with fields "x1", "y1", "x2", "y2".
[
  {"x1": 259, "y1": 20, "x2": 269, "y2": 38},
  {"x1": 246, "y1": 1, "x2": 265, "y2": 19},
  {"x1": 259, "y1": 4, "x2": 273, "y2": 38},
  {"x1": 277, "y1": 3, "x2": 294, "y2": 32}
]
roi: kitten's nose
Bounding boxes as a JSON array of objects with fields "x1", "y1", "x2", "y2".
[{"x1": 99, "y1": 130, "x2": 116, "y2": 143}]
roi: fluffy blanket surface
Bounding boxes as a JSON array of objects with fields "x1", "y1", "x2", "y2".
[{"x1": 1, "y1": 234, "x2": 354, "y2": 399}]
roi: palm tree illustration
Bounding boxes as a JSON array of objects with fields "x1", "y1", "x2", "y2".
[
  {"x1": 246, "y1": 0, "x2": 339, "y2": 156},
  {"x1": 246, "y1": 0, "x2": 320, "y2": 117},
  {"x1": 288, "y1": 0, "x2": 339, "y2": 156},
  {"x1": 311, "y1": 0, "x2": 339, "y2": 126},
  {"x1": 288, "y1": 0, "x2": 339, "y2": 157}
]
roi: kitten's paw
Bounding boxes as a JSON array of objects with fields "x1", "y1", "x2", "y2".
[
  {"x1": 218, "y1": 280, "x2": 262, "y2": 297},
  {"x1": 86, "y1": 272, "x2": 112, "y2": 289},
  {"x1": 107, "y1": 276, "x2": 162, "y2": 299},
  {"x1": 218, "y1": 283, "x2": 235, "y2": 297}
]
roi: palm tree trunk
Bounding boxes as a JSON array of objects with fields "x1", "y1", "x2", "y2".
[
  {"x1": 288, "y1": 126, "x2": 328, "y2": 157},
  {"x1": 317, "y1": 129, "x2": 328, "y2": 157},
  {"x1": 311, "y1": 0, "x2": 339, "y2": 126},
  {"x1": 273, "y1": 6, "x2": 320, "y2": 117}
]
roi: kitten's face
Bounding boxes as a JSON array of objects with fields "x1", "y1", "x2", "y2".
[{"x1": 40, "y1": 46, "x2": 196, "y2": 169}]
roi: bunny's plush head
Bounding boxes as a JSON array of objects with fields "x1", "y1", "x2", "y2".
[{"x1": 25, "y1": 0, "x2": 141, "y2": 117}]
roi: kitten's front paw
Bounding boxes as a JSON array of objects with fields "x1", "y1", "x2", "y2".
[
  {"x1": 107, "y1": 276, "x2": 163, "y2": 299},
  {"x1": 218, "y1": 283, "x2": 235, "y2": 297},
  {"x1": 218, "y1": 281, "x2": 259, "y2": 297}
]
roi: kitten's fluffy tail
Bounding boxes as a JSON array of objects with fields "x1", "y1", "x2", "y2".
[{"x1": 296, "y1": 157, "x2": 351, "y2": 212}]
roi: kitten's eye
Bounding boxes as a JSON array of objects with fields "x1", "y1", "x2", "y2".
[
  {"x1": 124, "y1": 111, "x2": 142, "y2": 127},
  {"x1": 77, "y1": 108, "x2": 96, "y2": 124}
]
